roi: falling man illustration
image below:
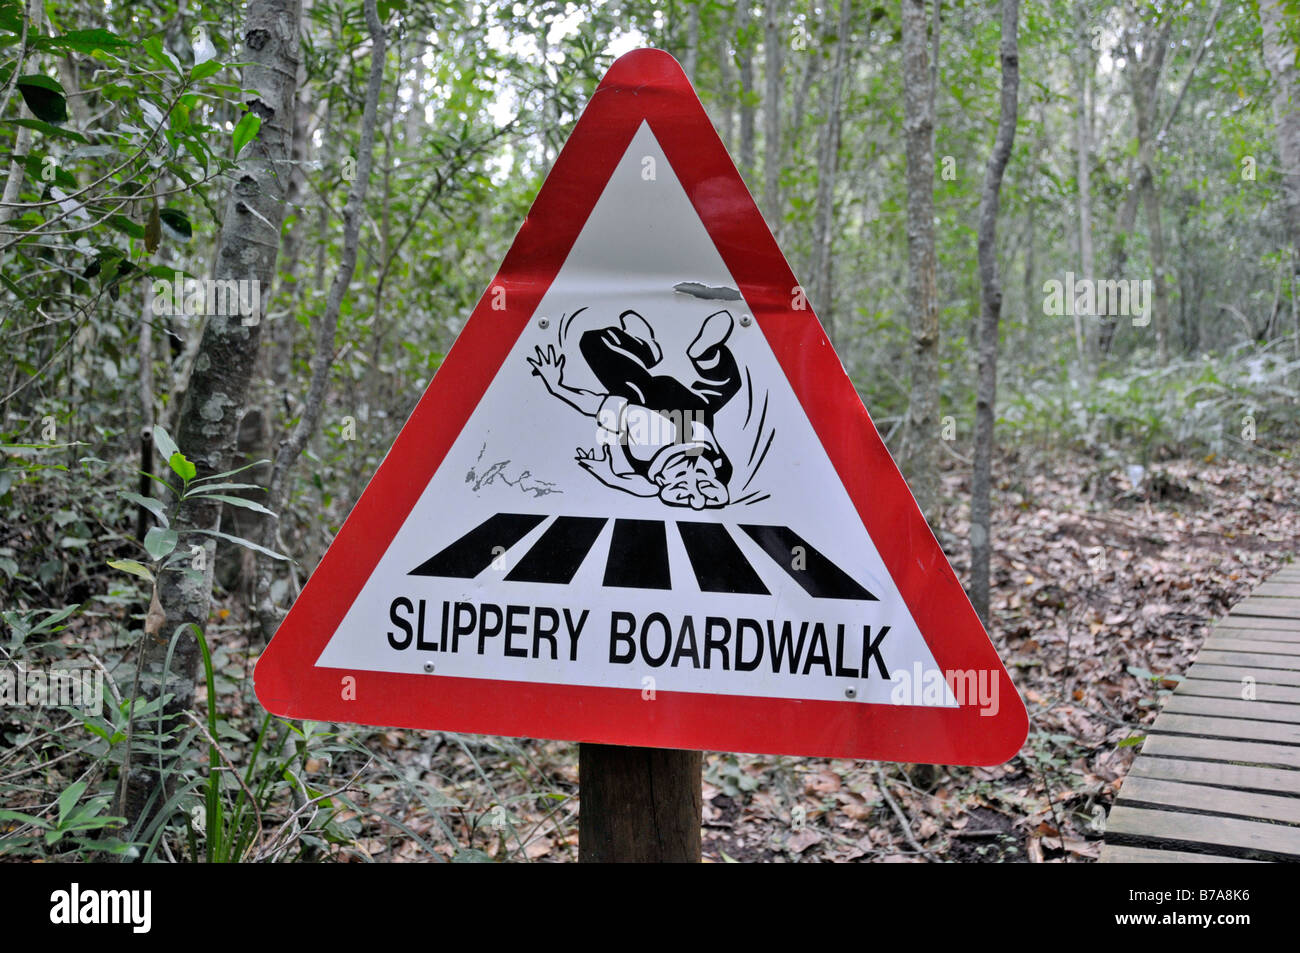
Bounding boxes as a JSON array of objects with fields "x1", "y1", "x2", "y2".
[{"x1": 528, "y1": 309, "x2": 742, "y2": 509}]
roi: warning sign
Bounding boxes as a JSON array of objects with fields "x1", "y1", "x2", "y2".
[{"x1": 255, "y1": 49, "x2": 1028, "y2": 765}]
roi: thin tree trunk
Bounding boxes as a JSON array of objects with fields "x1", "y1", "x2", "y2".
[
  {"x1": 1109, "y1": 7, "x2": 1220, "y2": 360},
  {"x1": 270, "y1": 0, "x2": 315, "y2": 387},
  {"x1": 1260, "y1": 0, "x2": 1300, "y2": 281},
  {"x1": 811, "y1": 0, "x2": 851, "y2": 343},
  {"x1": 1101, "y1": 18, "x2": 1167, "y2": 355},
  {"x1": 128, "y1": 0, "x2": 304, "y2": 828},
  {"x1": 1140, "y1": 167, "x2": 1170, "y2": 358},
  {"x1": 763, "y1": 0, "x2": 782, "y2": 235},
  {"x1": 718, "y1": 28, "x2": 735, "y2": 149},
  {"x1": 930, "y1": 0, "x2": 939, "y2": 159},
  {"x1": 684, "y1": 1, "x2": 700, "y2": 83},
  {"x1": 1023, "y1": 193, "x2": 1035, "y2": 340},
  {"x1": 0, "y1": 0, "x2": 44, "y2": 246},
  {"x1": 1128, "y1": 58, "x2": 1171, "y2": 361},
  {"x1": 785, "y1": 6, "x2": 823, "y2": 194},
  {"x1": 1071, "y1": 2, "x2": 1093, "y2": 368},
  {"x1": 136, "y1": 286, "x2": 156, "y2": 544},
  {"x1": 901, "y1": 0, "x2": 941, "y2": 524},
  {"x1": 255, "y1": 0, "x2": 387, "y2": 638},
  {"x1": 970, "y1": 0, "x2": 1020, "y2": 624},
  {"x1": 737, "y1": 2, "x2": 755, "y2": 179}
]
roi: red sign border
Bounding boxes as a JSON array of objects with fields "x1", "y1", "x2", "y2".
[{"x1": 254, "y1": 49, "x2": 1028, "y2": 765}]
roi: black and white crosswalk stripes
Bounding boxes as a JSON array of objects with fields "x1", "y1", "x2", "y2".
[{"x1": 410, "y1": 513, "x2": 878, "y2": 601}]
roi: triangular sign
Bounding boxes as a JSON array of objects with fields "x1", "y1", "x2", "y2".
[{"x1": 255, "y1": 49, "x2": 1028, "y2": 765}]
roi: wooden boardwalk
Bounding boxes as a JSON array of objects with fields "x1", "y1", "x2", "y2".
[{"x1": 1101, "y1": 565, "x2": 1300, "y2": 863}]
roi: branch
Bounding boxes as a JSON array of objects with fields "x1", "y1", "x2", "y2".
[{"x1": 1155, "y1": 0, "x2": 1225, "y2": 146}]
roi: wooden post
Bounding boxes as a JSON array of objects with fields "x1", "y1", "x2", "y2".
[{"x1": 578, "y1": 744, "x2": 702, "y2": 862}]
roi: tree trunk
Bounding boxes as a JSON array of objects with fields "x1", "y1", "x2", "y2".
[
  {"x1": 810, "y1": 0, "x2": 851, "y2": 343},
  {"x1": 901, "y1": 0, "x2": 941, "y2": 524},
  {"x1": 763, "y1": 0, "x2": 782, "y2": 236},
  {"x1": 131, "y1": 0, "x2": 304, "y2": 825},
  {"x1": 1023, "y1": 192, "x2": 1035, "y2": 343},
  {"x1": 1260, "y1": 0, "x2": 1300, "y2": 282},
  {"x1": 1128, "y1": 62, "x2": 1169, "y2": 361},
  {"x1": 970, "y1": 0, "x2": 1020, "y2": 625},
  {"x1": 1071, "y1": 1, "x2": 1093, "y2": 369},
  {"x1": 1140, "y1": 167, "x2": 1170, "y2": 358},
  {"x1": 718, "y1": 27, "x2": 735, "y2": 149},
  {"x1": 0, "y1": 0, "x2": 44, "y2": 246},
  {"x1": 684, "y1": 1, "x2": 700, "y2": 83},
  {"x1": 255, "y1": 0, "x2": 387, "y2": 639},
  {"x1": 736, "y1": 2, "x2": 755, "y2": 179},
  {"x1": 136, "y1": 285, "x2": 156, "y2": 544},
  {"x1": 1102, "y1": 17, "x2": 1173, "y2": 356}
]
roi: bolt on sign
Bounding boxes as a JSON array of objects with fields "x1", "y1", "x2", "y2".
[{"x1": 255, "y1": 49, "x2": 1028, "y2": 765}]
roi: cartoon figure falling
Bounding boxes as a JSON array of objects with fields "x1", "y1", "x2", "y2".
[{"x1": 528, "y1": 309, "x2": 741, "y2": 509}]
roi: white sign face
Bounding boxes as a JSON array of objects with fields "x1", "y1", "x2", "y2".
[{"x1": 316, "y1": 122, "x2": 955, "y2": 709}]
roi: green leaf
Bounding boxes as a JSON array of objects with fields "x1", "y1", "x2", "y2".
[
  {"x1": 1117, "y1": 735, "x2": 1146, "y2": 748},
  {"x1": 191, "y1": 60, "x2": 222, "y2": 81},
  {"x1": 168, "y1": 451, "x2": 196, "y2": 482},
  {"x1": 57, "y1": 780, "x2": 87, "y2": 826},
  {"x1": 191, "y1": 528, "x2": 291, "y2": 561},
  {"x1": 17, "y1": 74, "x2": 67, "y2": 123},
  {"x1": 152, "y1": 424, "x2": 180, "y2": 461},
  {"x1": 188, "y1": 492, "x2": 275, "y2": 516},
  {"x1": 34, "y1": 29, "x2": 131, "y2": 55},
  {"x1": 169, "y1": 101, "x2": 189, "y2": 134},
  {"x1": 141, "y1": 35, "x2": 180, "y2": 74},
  {"x1": 232, "y1": 111, "x2": 261, "y2": 157},
  {"x1": 145, "y1": 200, "x2": 161, "y2": 253},
  {"x1": 0, "y1": 809, "x2": 50, "y2": 829},
  {"x1": 451, "y1": 848, "x2": 493, "y2": 863},
  {"x1": 189, "y1": 459, "x2": 270, "y2": 483},
  {"x1": 106, "y1": 214, "x2": 144, "y2": 239},
  {"x1": 185, "y1": 482, "x2": 262, "y2": 493},
  {"x1": 143, "y1": 526, "x2": 178, "y2": 561},
  {"x1": 107, "y1": 558, "x2": 154, "y2": 583},
  {"x1": 119, "y1": 491, "x2": 169, "y2": 527},
  {"x1": 28, "y1": 603, "x2": 81, "y2": 635},
  {"x1": 7, "y1": 117, "x2": 88, "y2": 143},
  {"x1": 159, "y1": 207, "x2": 192, "y2": 242}
]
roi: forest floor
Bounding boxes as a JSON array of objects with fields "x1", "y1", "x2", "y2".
[
  {"x1": 10, "y1": 450, "x2": 1296, "y2": 863},
  {"x1": 317, "y1": 449, "x2": 1299, "y2": 863}
]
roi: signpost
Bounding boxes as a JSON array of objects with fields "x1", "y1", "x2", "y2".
[{"x1": 255, "y1": 48, "x2": 1028, "y2": 862}]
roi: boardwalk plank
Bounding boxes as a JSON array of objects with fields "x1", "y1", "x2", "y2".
[
  {"x1": 1186, "y1": 663, "x2": 1300, "y2": 686},
  {"x1": 1231, "y1": 598, "x2": 1300, "y2": 621},
  {"x1": 1203, "y1": 637, "x2": 1300, "y2": 655},
  {"x1": 1130, "y1": 756, "x2": 1300, "y2": 795},
  {"x1": 1195, "y1": 649, "x2": 1300, "y2": 670},
  {"x1": 1140, "y1": 734, "x2": 1300, "y2": 769},
  {"x1": 1163, "y1": 694, "x2": 1300, "y2": 724},
  {"x1": 1103, "y1": 569, "x2": 1300, "y2": 863},
  {"x1": 1209, "y1": 614, "x2": 1300, "y2": 632},
  {"x1": 1106, "y1": 805, "x2": 1300, "y2": 858},
  {"x1": 1116, "y1": 775, "x2": 1300, "y2": 825},
  {"x1": 1100, "y1": 845, "x2": 1258, "y2": 863},
  {"x1": 1150, "y1": 712, "x2": 1300, "y2": 746},
  {"x1": 1168, "y1": 678, "x2": 1300, "y2": 704},
  {"x1": 1254, "y1": 583, "x2": 1300, "y2": 598},
  {"x1": 1210, "y1": 626, "x2": 1300, "y2": 643}
]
